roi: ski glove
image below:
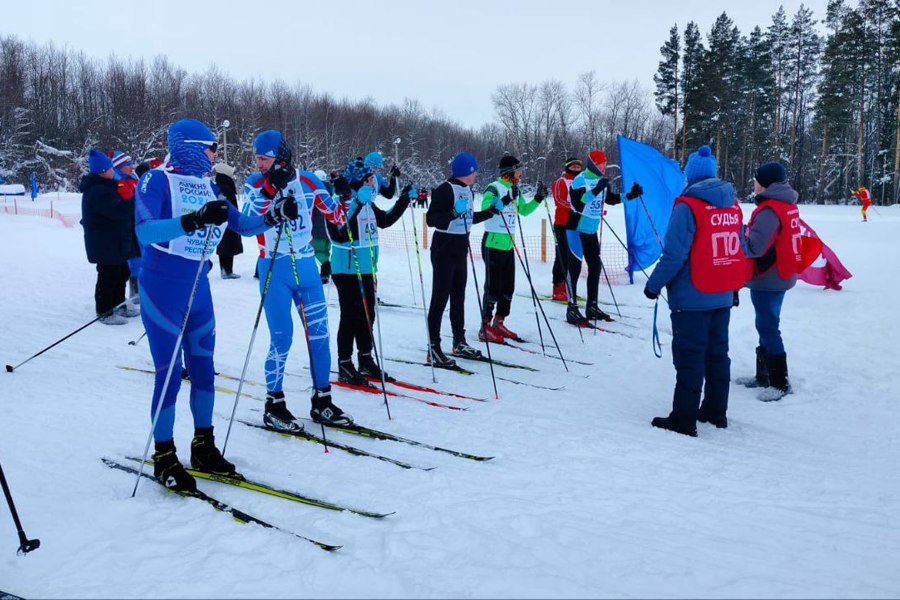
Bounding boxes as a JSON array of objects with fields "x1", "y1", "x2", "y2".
[
  {"x1": 591, "y1": 178, "x2": 608, "y2": 197},
  {"x1": 261, "y1": 162, "x2": 295, "y2": 199},
  {"x1": 625, "y1": 182, "x2": 644, "y2": 200},
  {"x1": 510, "y1": 184, "x2": 520, "y2": 199},
  {"x1": 181, "y1": 200, "x2": 230, "y2": 233},
  {"x1": 264, "y1": 194, "x2": 299, "y2": 227},
  {"x1": 357, "y1": 185, "x2": 375, "y2": 205},
  {"x1": 453, "y1": 198, "x2": 469, "y2": 216},
  {"x1": 332, "y1": 175, "x2": 352, "y2": 200},
  {"x1": 534, "y1": 182, "x2": 548, "y2": 202},
  {"x1": 643, "y1": 287, "x2": 659, "y2": 301},
  {"x1": 399, "y1": 183, "x2": 415, "y2": 204},
  {"x1": 389, "y1": 165, "x2": 401, "y2": 179}
]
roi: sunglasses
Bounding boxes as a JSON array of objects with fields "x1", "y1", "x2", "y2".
[{"x1": 185, "y1": 140, "x2": 218, "y2": 153}]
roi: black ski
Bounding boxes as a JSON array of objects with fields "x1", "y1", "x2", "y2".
[
  {"x1": 387, "y1": 356, "x2": 476, "y2": 375},
  {"x1": 451, "y1": 352, "x2": 539, "y2": 372},
  {"x1": 0, "y1": 592, "x2": 24, "y2": 600},
  {"x1": 239, "y1": 421, "x2": 435, "y2": 471},
  {"x1": 549, "y1": 317, "x2": 636, "y2": 339},
  {"x1": 304, "y1": 420, "x2": 493, "y2": 462},
  {"x1": 124, "y1": 457, "x2": 392, "y2": 519},
  {"x1": 103, "y1": 458, "x2": 341, "y2": 551}
]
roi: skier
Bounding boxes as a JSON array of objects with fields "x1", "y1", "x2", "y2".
[
  {"x1": 311, "y1": 169, "x2": 333, "y2": 284},
  {"x1": 740, "y1": 161, "x2": 802, "y2": 401},
  {"x1": 328, "y1": 158, "x2": 412, "y2": 385},
  {"x1": 565, "y1": 150, "x2": 643, "y2": 325},
  {"x1": 852, "y1": 186, "x2": 872, "y2": 222},
  {"x1": 81, "y1": 149, "x2": 140, "y2": 325},
  {"x1": 212, "y1": 162, "x2": 244, "y2": 279},
  {"x1": 644, "y1": 145, "x2": 745, "y2": 437},
  {"x1": 135, "y1": 118, "x2": 291, "y2": 491},
  {"x1": 111, "y1": 150, "x2": 143, "y2": 307},
  {"x1": 550, "y1": 158, "x2": 583, "y2": 302},
  {"x1": 363, "y1": 151, "x2": 400, "y2": 198},
  {"x1": 243, "y1": 131, "x2": 353, "y2": 429},
  {"x1": 478, "y1": 155, "x2": 546, "y2": 342},
  {"x1": 425, "y1": 152, "x2": 495, "y2": 367}
]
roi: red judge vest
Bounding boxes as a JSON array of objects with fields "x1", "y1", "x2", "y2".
[
  {"x1": 748, "y1": 199, "x2": 802, "y2": 280},
  {"x1": 676, "y1": 196, "x2": 746, "y2": 293}
]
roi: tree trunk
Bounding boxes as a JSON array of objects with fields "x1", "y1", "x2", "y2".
[
  {"x1": 817, "y1": 121, "x2": 828, "y2": 204},
  {"x1": 680, "y1": 109, "x2": 688, "y2": 167},
  {"x1": 673, "y1": 61, "x2": 679, "y2": 161},
  {"x1": 894, "y1": 88, "x2": 900, "y2": 203},
  {"x1": 857, "y1": 75, "x2": 866, "y2": 186}
]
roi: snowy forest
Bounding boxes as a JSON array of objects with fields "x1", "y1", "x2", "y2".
[{"x1": 1, "y1": 0, "x2": 898, "y2": 204}]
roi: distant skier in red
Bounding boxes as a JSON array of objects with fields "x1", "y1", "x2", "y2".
[{"x1": 851, "y1": 186, "x2": 872, "y2": 222}]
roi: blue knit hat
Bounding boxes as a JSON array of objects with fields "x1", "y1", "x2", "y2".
[
  {"x1": 88, "y1": 149, "x2": 114, "y2": 174},
  {"x1": 364, "y1": 151, "x2": 384, "y2": 169},
  {"x1": 344, "y1": 158, "x2": 373, "y2": 186},
  {"x1": 450, "y1": 152, "x2": 479, "y2": 178},
  {"x1": 254, "y1": 130, "x2": 282, "y2": 158},
  {"x1": 755, "y1": 162, "x2": 787, "y2": 188},
  {"x1": 684, "y1": 145, "x2": 717, "y2": 185},
  {"x1": 168, "y1": 119, "x2": 216, "y2": 177}
]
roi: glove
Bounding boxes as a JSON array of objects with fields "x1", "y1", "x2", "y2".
[
  {"x1": 212, "y1": 162, "x2": 236, "y2": 178},
  {"x1": 263, "y1": 194, "x2": 299, "y2": 227},
  {"x1": 332, "y1": 176, "x2": 352, "y2": 199},
  {"x1": 510, "y1": 184, "x2": 520, "y2": 199},
  {"x1": 399, "y1": 183, "x2": 415, "y2": 203},
  {"x1": 625, "y1": 182, "x2": 644, "y2": 200},
  {"x1": 181, "y1": 200, "x2": 229, "y2": 233},
  {"x1": 357, "y1": 185, "x2": 374, "y2": 205},
  {"x1": 491, "y1": 197, "x2": 505, "y2": 212},
  {"x1": 261, "y1": 161, "x2": 295, "y2": 199},
  {"x1": 591, "y1": 178, "x2": 607, "y2": 196},
  {"x1": 534, "y1": 182, "x2": 548, "y2": 202},
  {"x1": 453, "y1": 197, "x2": 468, "y2": 216},
  {"x1": 389, "y1": 165, "x2": 401, "y2": 179},
  {"x1": 643, "y1": 287, "x2": 659, "y2": 301},
  {"x1": 214, "y1": 172, "x2": 237, "y2": 204}
]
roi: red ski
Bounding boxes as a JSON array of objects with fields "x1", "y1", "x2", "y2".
[
  {"x1": 331, "y1": 380, "x2": 468, "y2": 411},
  {"x1": 367, "y1": 377, "x2": 487, "y2": 403}
]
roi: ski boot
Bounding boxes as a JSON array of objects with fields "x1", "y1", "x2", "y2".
[
  {"x1": 478, "y1": 319, "x2": 506, "y2": 343},
  {"x1": 651, "y1": 416, "x2": 698, "y2": 438},
  {"x1": 310, "y1": 387, "x2": 353, "y2": 426},
  {"x1": 426, "y1": 342, "x2": 457, "y2": 369},
  {"x1": 452, "y1": 339, "x2": 484, "y2": 360},
  {"x1": 566, "y1": 303, "x2": 589, "y2": 327},
  {"x1": 264, "y1": 391, "x2": 304, "y2": 433},
  {"x1": 190, "y1": 427, "x2": 241, "y2": 478},
  {"x1": 551, "y1": 282, "x2": 568, "y2": 302},
  {"x1": 152, "y1": 440, "x2": 197, "y2": 492},
  {"x1": 735, "y1": 346, "x2": 770, "y2": 388},
  {"x1": 357, "y1": 352, "x2": 395, "y2": 383},
  {"x1": 492, "y1": 316, "x2": 520, "y2": 341},
  {"x1": 339, "y1": 359, "x2": 374, "y2": 387},
  {"x1": 586, "y1": 302, "x2": 613, "y2": 322}
]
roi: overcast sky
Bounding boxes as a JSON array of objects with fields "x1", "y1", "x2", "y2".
[{"x1": 4, "y1": 0, "x2": 829, "y2": 129}]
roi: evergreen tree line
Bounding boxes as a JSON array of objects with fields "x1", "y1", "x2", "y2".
[{"x1": 653, "y1": 1, "x2": 900, "y2": 204}]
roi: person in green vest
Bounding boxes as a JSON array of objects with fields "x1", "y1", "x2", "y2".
[{"x1": 478, "y1": 155, "x2": 547, "y2": 342}]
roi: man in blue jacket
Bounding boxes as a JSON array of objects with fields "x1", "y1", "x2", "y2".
[{"x1": 644, "y1": 146, "x2": 746, "y2": 437}]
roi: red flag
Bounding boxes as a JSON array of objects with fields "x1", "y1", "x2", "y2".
[{"x1": 796, "y1": 219, "x2": 852, "y2": 291}]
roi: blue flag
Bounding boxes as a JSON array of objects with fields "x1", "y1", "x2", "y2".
[
  {"x1": 30, "y1": 173, "x2": 39, "y2": 200},
  {"x1": 617, "y1": 135, "x2": 684, "y2": 283}
]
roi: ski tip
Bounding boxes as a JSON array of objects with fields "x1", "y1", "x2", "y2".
[{"x1": 4, "y1": 364, "x2": 13, "y2": 373}]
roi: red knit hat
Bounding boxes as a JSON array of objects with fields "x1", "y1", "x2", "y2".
[{"x1": 589, "y1": 150, "x2": 607, "y2": 165}]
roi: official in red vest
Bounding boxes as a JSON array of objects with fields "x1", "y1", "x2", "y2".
[
  {"x1": 740, "y1": 162, "x2": 801, "y2": 400},
  {"x1": 644, "y1": 145, "x2": 745, "y2": 437}
]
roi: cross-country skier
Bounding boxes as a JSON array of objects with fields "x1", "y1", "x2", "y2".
[
  {"x1": 243, "y1": 131, "x2": 353, "y2": 429},
  {"x1": 328, "y1": 158, "x2": 412, "y2": 385},
  {"x1": 363, "y1": 151, "x2": 399, "y2": 199},
  {"x1": 478, "y1": 155, "x2": 546, "y2": 342},
  {"x1": 565, "y1": 150, "x2": 642, "y2": 325},
  {"x1": 550, "y1": 158, "x2": 583, "y2": 302},
  {"x1": 425, "y1": 152, "x2": 495, "y2": 367},
  {"x1": 135, "y1": 119, "x2": 291, "y2": 491},
  {"x1": 852, "y1": 186, "x2": 872, "y2": 222}
]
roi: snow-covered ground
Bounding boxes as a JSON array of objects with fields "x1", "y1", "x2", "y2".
[{"x1": 0, "y1": 200, "x2": 898, "y2": 599}]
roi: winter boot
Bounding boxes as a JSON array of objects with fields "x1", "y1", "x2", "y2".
[
  {"x1": 264, "y1": 391, "x2": 303, "y2": 433},
  {"x1": 452, "y1": 339, "x2": 484, "y2": 360},
  {"x1": 320, "y1": 261, "x2": 331, "y2": 285},
  {"x1": 99, "y1": 312, "x2": 128, "y2": 325},
  {"x1": 221, "y1": 269, "x2": 241, "y2": 280},
  {"x1": 759, "y1": 353, "x2": 791, "y2": 402},
  {"x1": 697, "y1": 412, "x2": 728, "y2": 429},
  {"x1": 426, "y1": 342, "x2": 457, "y2": 369},
  {"x1": 118, "y1": 304, "x2": 140, "y2": 318},
  {"x1": 551, "y1": 281, "x2": 568, "y2": 302},
  {"x1": 128, "y1": 276, "x2": 140, "y2": 305},
  {"x1": 310, "y1": 387, "x2": 353, "y2": 426},
  {"x1": 736, "y1": 346, "x2": 770, "y2": 388},
  {"x1": 478, "y1": 319, "x2": 506, "y2": 343},
  {"x1": 357, "y1": 352, "x2": 395, "y2": 382},
  {"x1": 190, "y1": 427, "x2": 240, "y2": 478},
  {"x1": 338, "y1": 359, "x2": 373, "y2": 387},
  {"x1": 566, "y1": 303, "x2": 589, "y2": 326},
  {"x1": 492, "y1": 316, "x2": 520, "y2": 341},
  {"x1": 586, "y1": 302, "x2": 613, "y2": 322},
  {"x1": 651, "y1": 416, "x2": 698, "y2": 438},
  {"x1": 152, "y1": 440, "x2": 196, "y2": 492}
]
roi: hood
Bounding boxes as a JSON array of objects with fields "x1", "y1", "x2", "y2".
[
  {"x1": 682, "y1": 178, "x2": 736, "y2": 209},
  {"x1": 756, "y1": 181, "x2": 798, "y2": 205}
]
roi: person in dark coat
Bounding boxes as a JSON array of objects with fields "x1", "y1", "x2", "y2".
[
  {"x1": 80, "y1": 149, "x2": 140, "y2": 325},
  {"x1": 212, "y1": 163, "x2": 243, "y2": 279}
]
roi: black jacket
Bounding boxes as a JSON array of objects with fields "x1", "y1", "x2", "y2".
[
  {"x1": 426, "y1": 178, "x2": 494, "y2": 256},
  {"x1": 80, "y1": 174, "x2": 139, "y2": 264}
]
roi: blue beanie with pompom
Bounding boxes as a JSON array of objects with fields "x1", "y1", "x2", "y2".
[{"x1": 684, "y1": 145, "x2": 717, "y2": 185}]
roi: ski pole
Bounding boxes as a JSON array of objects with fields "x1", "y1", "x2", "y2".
[
  {"x1": 501, "y1": 213, "x2": 568, "y2": 372},
  {"x1": 394, "y1": 139, "x2": 417, "y2": 306},
  {"x1": 637, "y1": 194, "x2": 664, "y2": 250},
  {"x1": 132, "y1": 226, "x2": 215, "y2": 497},
  {"x1": 127, "y1": 331, "x2": 147, "y2": 347},
  {"x1": 541, "y1": 198, "x2": 584, "y2": 344},
  {"x1": 515, "y1": 211, "x2": 545, "y2": 354},
  {"x1": 6, "y1": 295, "x2": 140, "y2": 373},
  {"x1": 601, "y1": 216, "x2": 668, "y2": 304},
  {"x1": 0, "y1": 462, "x2": 40, "y2": 556},
  {"x1": 596, "y1": 196, "x2": 622, "y2": 320},
  {"x1": 221, "y1": 221, "x2": 286, "y2": 456},
  {"x1": 284, "y1": 223, "x2": 330, "y2": 451},
  {"x1": 463, "y1": 211, "x2": 499, "y2": 400},
  {"x1": 406, "y1": 190, "x2": 437, "y2": 383}
]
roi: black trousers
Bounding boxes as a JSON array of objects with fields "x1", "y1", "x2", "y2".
[
  {"x1": 219, "y1": 254, "x2": 235, "y2": 274},
  {"x1": 567, "y1": 233, "x2": 601, "y2": 305},
  {"x1": 552, "y1": 225, "x2": 570, "y2": 285},
  {"x1": 427, "y1": 244, "x2": 468, "y2": 344},
  {"x1": 95, "y1": 263, "x2": 130, "y2": 315},
  {"x1": 482, "y1": 237, "x2": 515, "y2": 320},
  {"x1": 332, "y1": 273, "x2": 376, "y2": 361}
]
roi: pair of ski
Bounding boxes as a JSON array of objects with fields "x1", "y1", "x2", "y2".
[{"x1": 385, "y1": 357, "x2": 566, "y2": 392}]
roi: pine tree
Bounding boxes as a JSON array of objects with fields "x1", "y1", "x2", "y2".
[
  {"x1": 768, "y1": 7, "x2": 791, "y2": 158},
  {"x1": 654, "y1": 25, "x2": 681, "y2": 160},
  {"x1": 680, "y1": 22, "x2": 704, "y2": 165},
  {"x1": 786, "y1": 4, "x2": 822, "y2": 190}
]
